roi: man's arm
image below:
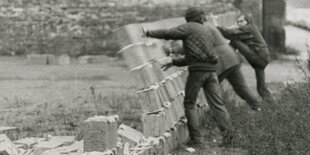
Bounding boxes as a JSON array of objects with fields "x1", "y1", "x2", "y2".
[
  {"x1": 172, "y1": 56, "x2": 187, "y2": 67},
  {"x1": 146, "y1": 25, "x2": 188, "y2": 40},
  {"x1": 217, "y1": 26, "x2": 252, "y2": 40}
]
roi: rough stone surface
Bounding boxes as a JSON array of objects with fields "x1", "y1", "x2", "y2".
[
  {"x1": 142, "y1": 111, "x2": 166, "y2": 137},
  {"x1": 0, "y1": 134, "x2": 18, "y2": 155},
  {"x1": 14, "y1": 137, "x2": 45, "y2": 149},
  {"x1": 0, "y1": 127, "x2": 19, "y2": 141},
  {"x1": 81, "y1": 115, "x2": 118, "y2": 152},
  {"x1": 117, "y1": 124, "x2": 144, "y2": 145}
]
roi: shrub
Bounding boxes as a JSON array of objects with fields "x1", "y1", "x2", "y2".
[{"x1": 226, "y1": 80, "x2": 310, "y2": 155}]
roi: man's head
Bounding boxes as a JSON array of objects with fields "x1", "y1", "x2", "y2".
[
  {"x1": 237, "y1": 14, "x2": 254, "y2": 26},
  {"x1": 185, "y1": 7, "x2": 206, "y2": 24}
]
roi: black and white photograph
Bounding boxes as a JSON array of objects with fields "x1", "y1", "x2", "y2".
[{"x1": 0, "y1": 0, "x2": 309, "y2": 154}]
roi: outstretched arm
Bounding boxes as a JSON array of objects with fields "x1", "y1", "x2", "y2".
[
  {"x1": 146, "y1": 25, "x2": 188, "y2": 40},
  {"x1": 217, "y1": 26, "x2": 252, "y2": 40}
]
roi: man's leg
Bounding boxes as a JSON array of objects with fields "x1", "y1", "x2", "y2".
[
  {"x1": 202, "y1": 72, "x2": 233, "y2": 145},
  {"x1": 230, "y1": 40, "x2": 267, "y2": 68},
  {"x1": 184, "y1": 72, "x2": 206, "y2": 144},
  {"x1": 226, "y1": 66, "x2": 261, "y2": 110},
  {"x1": 255, "y1": 68, "x2": 272, "y2": 100}
]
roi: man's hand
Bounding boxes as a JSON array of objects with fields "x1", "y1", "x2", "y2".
[
  {"x1": 157, "y1": 57, "x2": 173, "y2": 71},
  {"x1": 161, "y1": 62, "x2": 173, "y2": 71}
]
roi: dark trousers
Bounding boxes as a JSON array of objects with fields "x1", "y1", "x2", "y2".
[
  {"x1": 218, "y1": 64, "x2": 260, "y2": 110},
  {"x1": 184, "y1": 71, "x2": 231, "y2": 142},
  {"x1": 230, "y1": 40, "x2": 272, "y2": 99}
]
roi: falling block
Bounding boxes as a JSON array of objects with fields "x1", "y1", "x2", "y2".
[
  {"x1": 142, "y1": 111, "x2": 166, "y2": 137},
  {"x1": 0, "y1": 134, "x2": 18, "y2": 155},
  {"x1": 117, "y1": 124, "x2": 144, "y2": 145},
  {"x1": 81, "y1": 115, "x2": 119, "y2": 152},
  {"x1": 137, "y1": 84, "x2": 163, "y2": 113}
]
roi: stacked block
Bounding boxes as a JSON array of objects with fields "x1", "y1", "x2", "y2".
[
  {"x1": 114, "y1": 11, "x2": 239, "y2": 154},
  {"x1": 81, "y1": 115, "x2": 119, "y2": 153},
  {"x1": 0, "y1": 134, "x2": 18, "y2": 155},
  {"x1": 142, "y1": 111, "x2": 166, "y2": 137},
  {"x1": 117, "y1": 124, "x2": 144, "y2": 145},
  {"x1": 137, "y1": 85, "x2": 162, "y2": 113}
]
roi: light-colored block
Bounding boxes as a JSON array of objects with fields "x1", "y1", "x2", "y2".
[
  {"x1": 0, "y1": 134, "x2": 18, "y2": 155},
  {"x1": 137, "y1": 85, "x2": 162, "y2": 113},
  {"x1": 0, "y1": 127, "x2": 18, "y2": 141},
  {"x1": 117, "y1": 124, "x2": 144, "y2": 145},
  {"x1": 27, "y1": 54, "x2": 47, "y2": 65},
  {"x1": 58, "y1": 54, "x2": 70, "y2": 65},
  {"x1": 14, "y1": 137, "x2": 45, "y2": 149},
  {"x1": 142, "y1": 111, "x2": 166, "y2": 137},
  {"x1": 81, "y1": 115, "x2": 119, "y2": 153}
]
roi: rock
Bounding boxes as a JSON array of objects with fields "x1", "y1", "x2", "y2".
[
  {"x1": 14, "y1": 137, "x2": 45, "y2": 149},
  {"x1": 81, "y1": 115, "x2": 119, "y2": 152},
  {"x1": 40, "y1": 141, "x2": 83, "y2": 155},
  {"x1": 117, "y1": 124, "x2": 144, "y2": 145},
  {"x1": 0, "y1": 127, "x2": 19, "y2": 141},
  {"x1": 0, "y1": 134, "x2": 18, "y2": 155}
]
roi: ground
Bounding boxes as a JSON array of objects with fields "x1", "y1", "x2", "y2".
[{"x1": 0, "y1": 51, "x2": 306, "y2": 137}]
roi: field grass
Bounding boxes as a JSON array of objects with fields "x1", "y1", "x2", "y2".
[
  {"x1": 0, "y1": 55, "x2": 308, "y2": 150},
  {"x1": 0, "y1": 56, "x2": 141, "y2": 138}
]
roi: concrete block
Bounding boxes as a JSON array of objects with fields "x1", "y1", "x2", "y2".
[
  {"x1": 78, "y1": 56, "x2": 90, "y2": 64},
  {"x1": 40, "y1": 141, "x2": 83, "y2": 155},
  {"x1": 176, "y1": 122, "x2": 189, "y2": 144},
  {"x1": 137, "y1": 85, "x2": 162, "y2": 113},
  {"x1": 160, "y1": 79, "x2": 177, "y2": 101},
  {"x1": 46, "y1": 54, "x2": 56, "y2": 65},
  {"x1": 162, "y1": 102, "x2": 177, "y2": 130},
  {"x1": 33, "y1": 141, "x2": 65, "y2": 152},
  {"x1": 163, "y1": 132, "x2": 175, "y2": 153},
  {"x1": 117, "y1": 124, "x2": 144, "y2": 145},
  {"x1": 0, "y1": 134, "x2": 18, "y2": 155},
  {"x1": 132, "y1": 65, "x2": 160, "y2": 88},
  {"x1": 14, "y1": 137, "x2": 45, "y2": 149},
  {"x1": 142, "y1": 111, "x2": 166, "y2": 137},
  {"x1": 27, "y1": 54, "x2": 47, "y2": 65},
  {"x1": 81, "y1": 115, "x2": 119, "y2": 152},
  {"x1": 58, "y1": 54, "x2": 70, "y2": 65},
  {"x1": 0, "y1": 127, "x2": 18, "y2": 141}
]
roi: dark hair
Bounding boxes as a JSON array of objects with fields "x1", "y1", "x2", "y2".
[
  {"x1": 238, "y1": 14, "x2": 254, "y2": 24},
  {"x1": 185, "y1": 7, "x2": 205, "y2": 23}
]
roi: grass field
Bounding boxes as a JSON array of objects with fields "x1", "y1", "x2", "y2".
[
  {"x1": 0, "y1": 56, "x2": 141, "y2": 138},
  {"x1": 0, "y1": 55, "x2": 307, "y2": 140}
]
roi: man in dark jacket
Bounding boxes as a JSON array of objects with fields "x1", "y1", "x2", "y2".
[
  {"x1": 145, "y1": 7, "x2": 233, "y2": 147},
  {"x1": 217, "y1": 14, "x2": 272, "y2": 100},
  {"x1": 163, "y1": 26, "x2": 261, "y2": 111}
]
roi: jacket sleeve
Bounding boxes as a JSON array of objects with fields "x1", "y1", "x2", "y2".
[
  {"x1": 172, "y1": 57, "x2": 187, "y2": 66},
  {"x1": 217, "y1": 26, "x2": 252, "y2": 40},
  {"x1": 146, "y1": 25, "x2": 188, "y2": 40}
]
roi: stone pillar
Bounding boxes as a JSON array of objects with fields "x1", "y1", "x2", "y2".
[
  {"x1": 81, "y1": 115, "x2": 119, "y2": 153},
  {"x1": 263, "y1": 0, "x2": 286, "y2": 58}
]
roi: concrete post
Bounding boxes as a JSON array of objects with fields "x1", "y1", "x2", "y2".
[{"x1": 263, "y1": 0, "x2": 286, "y2": 58}]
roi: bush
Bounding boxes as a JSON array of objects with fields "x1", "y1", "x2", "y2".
[{"x1": 226, "y1": 80, "x2": 310, "y2": 155}]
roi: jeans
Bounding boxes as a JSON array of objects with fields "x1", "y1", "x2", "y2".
[
  {"x1": 184, "y1": 71, "x2": 231, "y2": 142},
  {"x1": 230, "y1": 40, "x2": 272, "y2": 99},
  {"x1": 218, "y1": 64, "x2": 260, "y2": 110}
]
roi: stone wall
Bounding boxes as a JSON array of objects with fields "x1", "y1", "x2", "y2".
[{"x1": 0, "y1": 0, "x2": 234, "y2": 56}]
